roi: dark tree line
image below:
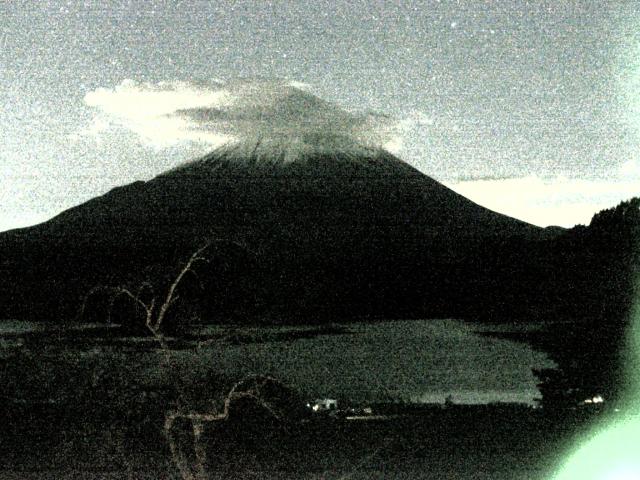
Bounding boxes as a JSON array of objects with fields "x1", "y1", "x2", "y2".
[{"x1": 533, "y1": 197, "x2": 640, "y2": 408}]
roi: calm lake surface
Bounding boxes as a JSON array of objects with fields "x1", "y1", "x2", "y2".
[
  {"x1": 0, "y1": 318, "x2": 555, "y2": 405},
  {"x1": 203, "y1": 319, "x2": 555, "y2": 404}
]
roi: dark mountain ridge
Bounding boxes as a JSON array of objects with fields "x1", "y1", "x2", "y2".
[
  {"x1": 0, "y1": 141, "x2": 554, "y2": 324},
  {"x1": 20, "y1": 141, "x2": 538, "y2": 239}
]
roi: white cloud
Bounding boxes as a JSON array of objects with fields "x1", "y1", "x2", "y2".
[
  {"x1": 382, "y1": 110, "x2": 434, "y2": 153},
  {"x1": 72, "y1": 117, "x2": 111, "y2": 145},
  {"x1": 445, "y1": 175, "x2": 640, "y2": 227},
  {"x1": 620, "y1": 158, "x2": 640, "y2": 177},
  {"x1": 285, "y1": 80, "x2": 312, "y2": 91},
  {"x1": 83, "y1": 79, "x2": 234, "y2": 148},
  {"x1": 82, "y1": 78, "x2": 423, "y2": 154},
  {"x1": 0, "y1": 211, "x2": 51, "y2": 232}
]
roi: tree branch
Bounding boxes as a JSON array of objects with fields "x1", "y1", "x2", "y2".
[{"x1": 155, "y1": 243, "x2": 212, "y2": 331}]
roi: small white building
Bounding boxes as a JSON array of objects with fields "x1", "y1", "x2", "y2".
[
  {"x1": 309, "y1": 399, "x2": 338, "y2": 412},
  {"x1": 583, "y1": 394, "x2": 604, "y2": 405}
]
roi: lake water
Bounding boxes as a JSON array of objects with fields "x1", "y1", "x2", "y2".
[
  {"x1": 0, "y1": 318, "x2": 555, "y2": 405},
  {"x1": 202, "y1": 319, "x2": 555, "y2": 405}
]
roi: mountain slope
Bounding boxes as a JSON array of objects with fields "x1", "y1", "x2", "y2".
[{"x1": 0, "y1": 141, "x2": 552, "y2": 323}]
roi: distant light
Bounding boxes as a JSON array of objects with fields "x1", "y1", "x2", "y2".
[{"x1": 583, "y1": 395, "x2": 605, "y2": 404}]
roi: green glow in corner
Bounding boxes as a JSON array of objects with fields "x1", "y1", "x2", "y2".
[
  {"x1": 553, "y1": 277, "x2": 640, "y2": 480},
  {"x1": 552, "y1": 415, "x2": 640, "y2": 480}
]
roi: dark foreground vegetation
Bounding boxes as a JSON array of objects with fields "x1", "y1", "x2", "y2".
[
  {"x1": 519, "y1": 198, "x2": 638, "y2": 415},
  {"x1": 0, "y1": 323, "x2": 616, "y2": 480},
  {"x1": 0, "y1": 376, "x2": 605, "y2": 479}
]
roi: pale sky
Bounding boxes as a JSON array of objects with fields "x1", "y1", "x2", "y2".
[{"x1": 2, "y1": 0, "x2": 640, "y2": 232}]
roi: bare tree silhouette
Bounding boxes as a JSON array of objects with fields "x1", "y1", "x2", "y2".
[
  {"x1": 164, "y1": 375, "x2": 304, "y2": 480},
  {"x1": 76, "y1": 237, "x2": 256, "y2": 344}
]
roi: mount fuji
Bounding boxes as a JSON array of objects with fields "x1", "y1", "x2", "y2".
[{"x1": 0, "y1": 137, "x2": 556, "y2": 323}]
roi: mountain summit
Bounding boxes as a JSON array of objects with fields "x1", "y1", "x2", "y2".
[{"x1": 171, "y1": 134, "x2": 400, "y2": 170}]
